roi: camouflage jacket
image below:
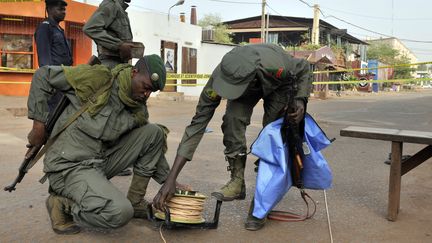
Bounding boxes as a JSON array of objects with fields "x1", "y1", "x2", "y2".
[
  {"x1": 27, "y1": 66, "x2": 148, "y2": 172},
  {"x1": 83, "y1": 0, "x2": 133, "y2": 58}
]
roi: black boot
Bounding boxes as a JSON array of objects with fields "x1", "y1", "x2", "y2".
[{"x1": 244, "y1": 197, "x2": 266, "y2": 231}]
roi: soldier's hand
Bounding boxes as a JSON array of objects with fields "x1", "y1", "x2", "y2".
[
  {"x1": 286, "y1": 99, "x2": 305, "y2": 124},
  {"x1": 119, "y1": 42, "x2": 134, "y2": 62},
  {"x1": 27, "y1": 120, "x2": 46, "y2": 149},
  {"x1": 153, "y1": 179, "x2": 176, "y2": 211}
]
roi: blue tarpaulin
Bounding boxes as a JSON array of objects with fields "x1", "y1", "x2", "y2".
[{"x1": 251, "y1": 114, "x2": 333, "y2": 219}]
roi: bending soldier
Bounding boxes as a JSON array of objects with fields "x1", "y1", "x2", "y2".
[
  {"x1": 27, "y1": 56, "x2": 173, "y2": 234},
  {"x1": 153, "y1": 43, "x2": 312, "y2": 231}
]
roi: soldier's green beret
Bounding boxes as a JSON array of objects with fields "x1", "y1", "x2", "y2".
[
  {"x1": 212, "y1": 45, "x2": 260, "y2": 99},
  {"x1": 144, "y1": 55, "x2": 166, "y2": 91},
  {"x1": 45, "y1": 0, "x2": 67, "y2": 6}
]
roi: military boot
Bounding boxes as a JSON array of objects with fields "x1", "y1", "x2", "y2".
[
  {"x1": 211, "y1": 154, "x2": 246, "y2": 201},
  {"x1": 245, "y1": 197, "x2": 266, "y2": 231},
  {"x1": 127, "y1": 174, "x2": 151, "y2": 218},
  {"x1": 45, "y1": 195, "x2": 81, "y2": 235}
]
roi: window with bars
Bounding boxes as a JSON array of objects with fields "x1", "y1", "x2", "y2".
[{"x1": 0, "y1": 34, "x2": 33, "y2": 69}]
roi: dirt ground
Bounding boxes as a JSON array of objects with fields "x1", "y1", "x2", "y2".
[{"x1": 0, "y1": 92, "x2": 431, "y2": 243}]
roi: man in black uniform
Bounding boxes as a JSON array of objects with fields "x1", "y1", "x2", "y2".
[{"x1": 35, "y1": 0, "x2": 72, "y2": 111}]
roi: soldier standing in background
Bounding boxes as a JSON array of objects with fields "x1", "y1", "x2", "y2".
[
  {"x1": 83, "y1": 0, "x2": 135, "y2": 69},
  {"x1": 35, "y1": 0, "x2": 73, "y2": 111}
]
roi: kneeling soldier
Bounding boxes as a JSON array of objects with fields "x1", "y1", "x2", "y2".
[{"x1": 27, "y1": 55, "x2": 173, "y2": 233}]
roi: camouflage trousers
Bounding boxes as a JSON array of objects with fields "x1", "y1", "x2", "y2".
[
  {"x1": 222, "y1": 91, "x2": 288, "y2": 158},
  {"x1": 48, "y1": 123, "x2": 169, "y2": 228}
]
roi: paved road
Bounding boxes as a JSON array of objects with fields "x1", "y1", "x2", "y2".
[
  {"x1": 1, "y1": 91, "x2": 431, "y2": 242},
  {"x1": 309, "y1": 91, "x2": 432, "y2": 131}
]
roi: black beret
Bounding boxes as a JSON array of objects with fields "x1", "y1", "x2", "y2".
[{"x1": 45, "y1": 0, "x2": 67, "y2": 7}]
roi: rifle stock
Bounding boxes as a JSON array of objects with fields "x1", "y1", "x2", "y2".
[{"x1": 4, "y1": 56, "x2": 101, "y2": 192}]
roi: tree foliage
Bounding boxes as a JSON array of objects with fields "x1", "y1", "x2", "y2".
[
  {"x1": 367, "y1": 42, "x2": 399, "y2": 64},
  {"x1": 367, "y1": 42, "x2": 414, "y2": 79},
  {"x1": 394, "y1": 55, "x2": 415, "y2": 79},
  {"x1": 198, "y1": 14, "x2": 232, "y2": 44}
]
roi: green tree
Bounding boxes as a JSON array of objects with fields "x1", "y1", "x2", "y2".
[
  {"x1": 198, "y1": 14, "x2": 232, "y2": 44},
  {"x1": 394, "y1": 55, "x2": 415, "y2": 79},
  {"x1": 367, "y1": 42, "x2": 399, "y2": 64},
  {"x1": 367, "y1": 42, "x2": 414, "y2": 79}
]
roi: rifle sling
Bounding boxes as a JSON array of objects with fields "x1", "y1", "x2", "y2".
[
  {"x1": 267, "y1": 189, "x2": 316, "y2": 222},
  {"x1": 25, "y1": 77, "x2": 114, "y2": 179}
]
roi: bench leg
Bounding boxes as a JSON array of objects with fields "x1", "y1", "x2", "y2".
[{"x1": 388, "y1": 141, "x2": 402, "y2": 221}]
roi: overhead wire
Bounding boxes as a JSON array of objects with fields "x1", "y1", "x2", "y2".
[
  {"x1": 208, "y1": 0, "x2": 261, "y2": 4},
  {"x1": 265, "y1": 3, "x2": 310, "y2": 28},
  {"x1": 207, "y1": 0, "x2": 312, "y2": 29},
  {"x1": 296, "y1": 0, "x2": 432, "y2": 44},
  {"x1": 320, "y1": 6, "x2": 432, "y2": 21},
  {"x1": 298, "y1": 0, "x2": 313, "y2": 8}
]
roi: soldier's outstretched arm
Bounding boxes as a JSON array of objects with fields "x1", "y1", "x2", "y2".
[
  {"x1": 153, "y1": 77, "x2": 222, "y2": 210},
  {"x1": 153, "y1": 154, "x2": 188, "y2": 210}
]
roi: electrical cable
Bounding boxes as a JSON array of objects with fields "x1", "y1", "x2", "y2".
[
  {"x1": 265, "y1": 3, "x2": 310, "y2": 28},
  {"x1": 296, "y1": 0, "x2": 432, "y2": 44},
  {"x1": 324, "y1": 190, "x2": 334, "y2": 243},
  {"x1": 320, "y1": 6, "x2": 432, "y2": 21},
  {"x1": 298, "y1": 0, "x2": 313, "y2": 8},
  {"x1": 159, "y1": 224, "x2": 167, "y2": 243},
  {"x1": 209, "y1": 0, "x2": 261, "y2": 4}
]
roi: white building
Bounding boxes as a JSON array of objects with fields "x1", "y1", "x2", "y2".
[
  {"x1": 81, "y1": 1, "x2": 235, "y2": 97},
  {"x1": 367, "y1": 37, "x2": 418, "y2": 78},
  {"x1": 367, "y1": 37, "x2": 418, "y2": 64}
]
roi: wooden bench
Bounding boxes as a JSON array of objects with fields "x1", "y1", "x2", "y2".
[{"x1": 340, "y1": 126, "x2": 432, "y2": 221}]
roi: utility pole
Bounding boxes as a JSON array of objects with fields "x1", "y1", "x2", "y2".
[
  {"x1": 261, "y1": 0, "x2": 266, "y2": 43},
  {"x1": 391, "y1": 0, "x2": 394, "y2": 36},
  {"x1": 311, "y1": 4, "x2": 320, "y2": 45},
  {"x1": 266, "y1": 10, "x2": 270, "y2": 43}
]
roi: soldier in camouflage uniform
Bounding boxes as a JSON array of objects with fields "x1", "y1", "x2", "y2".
[
  {"x1": 153, "y1": 44, "x2": 312, "y2": 231},
  {"x1": 27, "y1": 55, "x2": 169, "y2": 234},
  {"x1": 83, "y1": 0, "x2": 137, "y2": 176},
  {"x1": 83, "y1": 0, "x2": 134, "y2": 69}
]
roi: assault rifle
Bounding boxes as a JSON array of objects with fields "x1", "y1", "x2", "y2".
[
  {"x1": 281, "y1": 80, "x2": 308, "y2": 188},
  {"x1": 4, "y1": 56, "x2": 101, "y2": 192}
]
